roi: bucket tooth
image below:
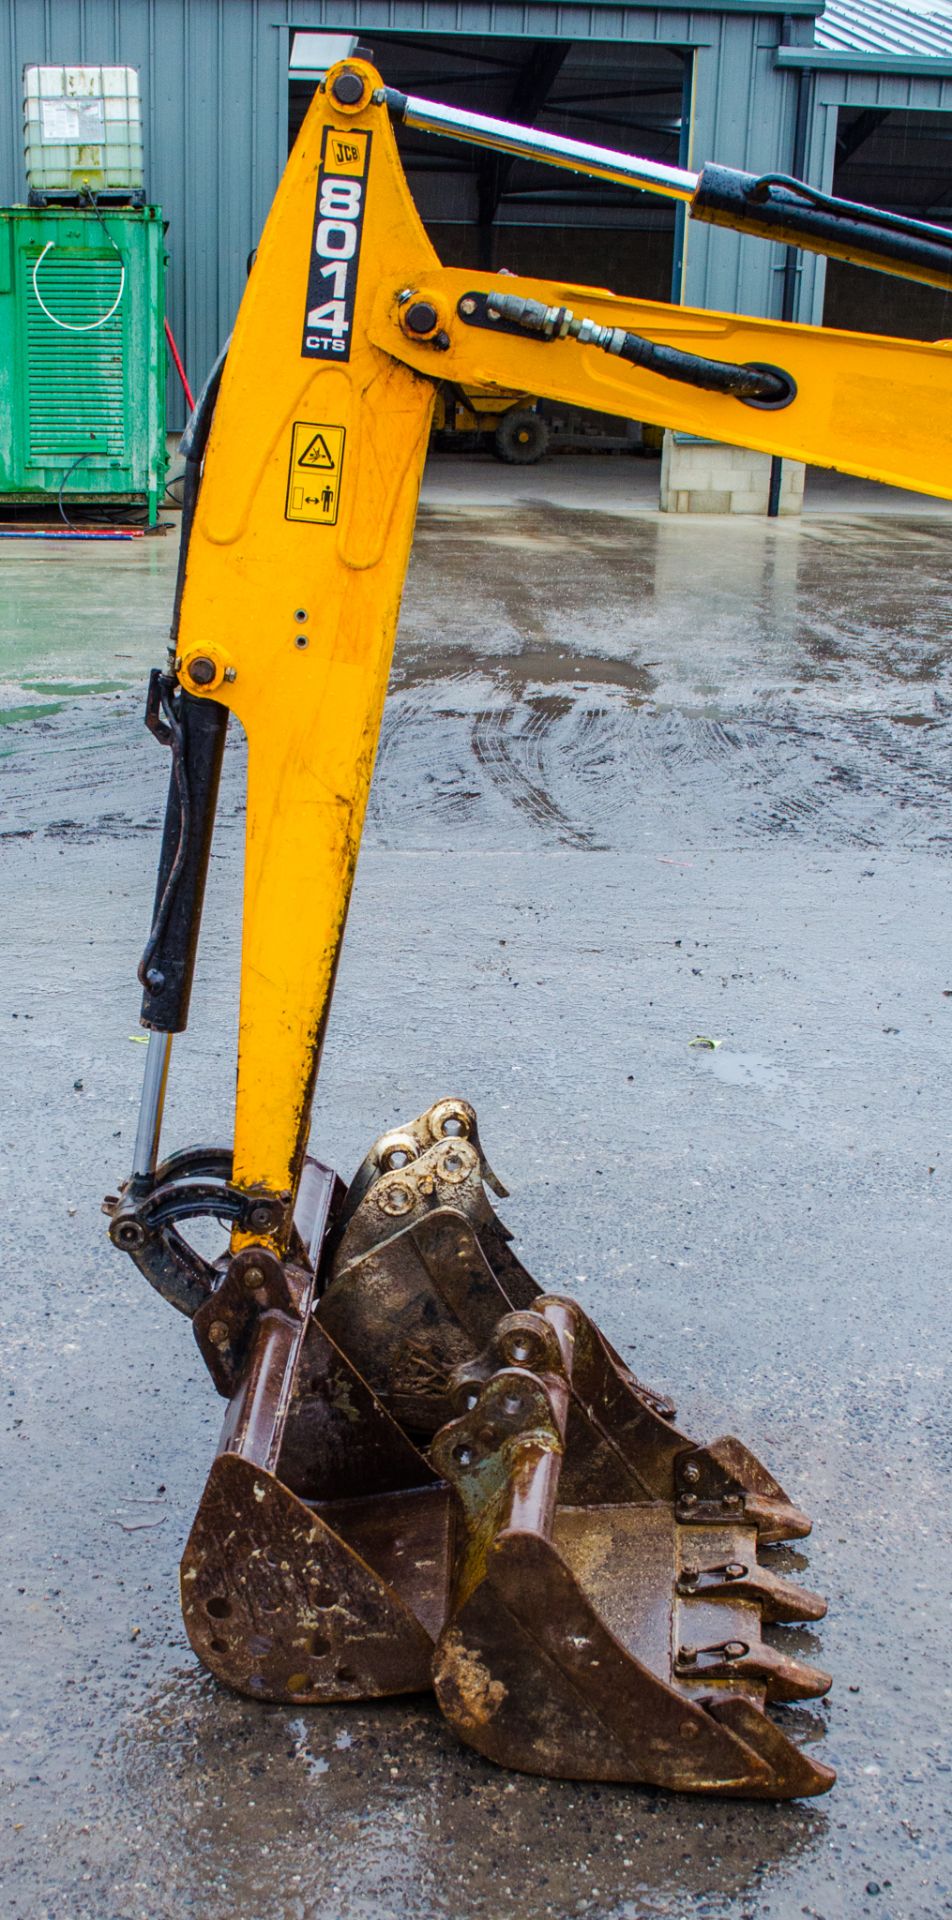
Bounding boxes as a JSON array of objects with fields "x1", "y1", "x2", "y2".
[
  {"x1": 675, "y1": 1557, "x2": 827, "y2": 1623},
  {"x1": 694, "y1": 1437, "x2": 813, "y2": 1542},
  {"x1": 741, "y1": 1488, "x2": 813, "y2": 1543},
  {"x1": 675, "y1": 1636, "x2": 832, "y2": 1702},
  {"x1": 704, "y1": 1694, "x2": 837, "y2": 1798}
]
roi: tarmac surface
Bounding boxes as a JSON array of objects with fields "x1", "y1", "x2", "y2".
[{"x1": 1, "y1": 455, "x2": 951, "y2": 1920}]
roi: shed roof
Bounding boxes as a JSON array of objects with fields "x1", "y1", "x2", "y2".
[{"x1": 817, "y1": 0, "x2": 952, "y2": 55}]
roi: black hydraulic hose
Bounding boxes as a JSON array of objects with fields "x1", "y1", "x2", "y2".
[
  {"x1": 169, "y1": 339, "x2": 229, "y2": 634},
  {"x1": 138, "y1": 675, "x2": 190, "y2": 995},
  {"x1": 138, "y1": 345, "x2": 230, "y2": 1034},
  {"x1": 457, "y1": 292, "x2": 796, "y2": 409},
  {"x1": 615, "y1": 333, "x2": 792, "y2": 405}
]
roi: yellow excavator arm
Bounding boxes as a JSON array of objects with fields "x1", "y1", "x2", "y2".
[
  {"x1": 104, "y1": 57, "x2": 952, "y2": 1799},
  {"x1": 161, "y1": 58, "x2": 951, "y2": 1229}
]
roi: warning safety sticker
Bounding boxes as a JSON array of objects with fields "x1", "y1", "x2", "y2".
[{"x1": 285, "y1": 421, "x2": 345, "y2": 525}]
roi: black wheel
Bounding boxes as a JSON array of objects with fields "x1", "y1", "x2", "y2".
[{"x1": 493, "y1": 410, "x2": 549, "y2": 464}]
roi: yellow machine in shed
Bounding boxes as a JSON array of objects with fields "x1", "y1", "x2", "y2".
[{"x1": 432, "y1": 384, "x2": 549, "y2": 460}]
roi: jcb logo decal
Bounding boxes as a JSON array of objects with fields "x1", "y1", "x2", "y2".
[
  {"x1": 328, "y1": 134, "x2": 368, "y2": 176},
  {"x1": 302, "y1": 128, "x2": 370, "y2": 361}
]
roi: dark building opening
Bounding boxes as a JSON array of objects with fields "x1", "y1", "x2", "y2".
[
  {"x1": 289, "y1": 32, "x2": 690, "y2": 307},
  {"x1": 824, "y1": 105, "x2": 952, "y2": 340}
]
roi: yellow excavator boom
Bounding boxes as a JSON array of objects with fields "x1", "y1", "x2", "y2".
[{"x1": 169, "y1": 59, "x2": 952, "y2": 1227}]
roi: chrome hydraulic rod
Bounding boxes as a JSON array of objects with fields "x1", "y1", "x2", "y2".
[
  {"x1": 132, "y1": 1030, "x2": 173, "y2": 1183},
  {"x1": 378, "y1": 87, "x2": 698, "y2": 202}
]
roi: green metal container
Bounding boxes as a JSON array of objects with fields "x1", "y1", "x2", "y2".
[{"x1": 0, "y1": 206, "x2": 166, "y2": 525}]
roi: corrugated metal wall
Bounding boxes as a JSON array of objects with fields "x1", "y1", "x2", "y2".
[
  {"x1": 2, "y1": 0, "x2": 287, "y2": 423},
  {"x1": 5, "y1": 0, "x2": 945, "y2": 422}
]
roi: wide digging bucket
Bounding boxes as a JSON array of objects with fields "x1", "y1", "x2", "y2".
[
  {"x1": 430, "y1": 1297, "x2": 834, "y2": 1798},
  {"x1": 173, "y1": 1103, "x2": 833, "y2": 1796}
]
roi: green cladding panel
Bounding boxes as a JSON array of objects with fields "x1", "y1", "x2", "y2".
[{"x1": 0, "y1": 206, "x2": 166, "y2": 524}]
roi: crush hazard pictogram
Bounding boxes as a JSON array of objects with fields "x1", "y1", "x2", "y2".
[
  {"x1": 285, "y1": 422, "x2": 345, "y2": 525},
  {"x1": 297, "y1": 431, "x2": 335, "y2": 470}
]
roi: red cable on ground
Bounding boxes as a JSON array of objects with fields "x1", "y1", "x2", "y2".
[
  {"x1": 0, "y1": 529, "x2": 144, "y2": 540},
  {"x1": 164, "y1": 317, "x2": 195, "y2": 414}
]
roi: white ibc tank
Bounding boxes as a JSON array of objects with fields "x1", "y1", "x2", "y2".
[{"x1": 23, "y1": 65, "x2": 144, "y2": 198}]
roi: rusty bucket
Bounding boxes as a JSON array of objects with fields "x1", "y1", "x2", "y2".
[{"x1": 170, "y1": 1102, "x2": 834, "y2": 1798}]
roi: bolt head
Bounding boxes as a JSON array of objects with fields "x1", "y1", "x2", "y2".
[
  {"x1": 331, "y1": 69, "x2": 365, "y2": 106},
  {"x1": 114, "y1": 1220, "x2": 144, "y2": 1250},
  {"x1": 248, "y1": 1203, "x2": 276, "y2": 1232},
  {"x1": 186, "y1": 656, "x2": 216, "y2": 687},
  {"x1": 723, "y1": 1640, "x2": 747, "y2": 1659},
  {"x1": 459, "y1": 297, "x2": 477, "y2": 317},
  {"x1": 682, "y1": 1460, "x2": 701, "y2": 1485},
  {"x1": 379, "y1": 1183, "x2": 413, "y2": 1216},
  {"x1": 404, "y1": 300, "x2": 439, "y2": 337},
  {"x1": 725, "y1": 1562, "x2": 747, "y2": 1580},
  {"x1": 208, "y1": 1320, "x2": 229, "y2": 1347},
  {"x1": 243, "y1": 1266, "x2": 264, "y2": 1292}
]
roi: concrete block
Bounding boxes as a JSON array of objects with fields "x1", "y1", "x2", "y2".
[
  {"x1": 780, "y1": 461, "x2": 806, "y2": 506},
  {"x1": 688, "y1": 488, "x2": 733, "y2": 513},
  {"x1": 659, "y1": 433, "x2": 804, "y2": 514}
]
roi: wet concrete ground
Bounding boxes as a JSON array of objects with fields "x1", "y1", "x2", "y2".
[{"x1": 1, "y1": 458, "x2": 951, "y2": 1919}]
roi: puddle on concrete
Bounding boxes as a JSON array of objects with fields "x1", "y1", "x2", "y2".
[
  {"x1": 0, "y1": 700, "x2": 64, "y2": 727},
  {"x1": 393, "y1": 647, "x2": 655, "y2": 700},
  {"x1": 705, "y1": 1049, "x2": 790, "y2": 1091},
  {"x1": 22, "y1": 678, "x2": 127, "y2": 697}
]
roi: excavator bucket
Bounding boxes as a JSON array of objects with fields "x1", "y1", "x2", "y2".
[{"x1": 177, "y1": 1101, "x2": 833, "y2": 1799}]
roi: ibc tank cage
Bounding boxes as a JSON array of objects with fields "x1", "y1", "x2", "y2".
[{"x1": 24, "y1": 66, "x2": 144, "y2": 205}]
